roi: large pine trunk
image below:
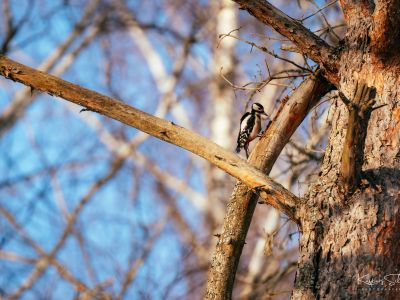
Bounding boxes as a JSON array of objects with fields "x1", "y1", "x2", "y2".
[{"x1": 293, "y1": 7, "x2": 400, "y2": 299}]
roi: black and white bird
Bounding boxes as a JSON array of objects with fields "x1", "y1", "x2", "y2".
[{"x1": 236, "y1": 103, "x2": 269, "y2": 158}]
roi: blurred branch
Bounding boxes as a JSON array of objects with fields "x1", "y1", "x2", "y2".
[
  {"x1": 68, "y1": 93, "x2": 218, "y2": 219},
  {"x1": 281, "y1": 44, "x2": 301, "y2": 54},
  {"x1": 0, "y1": 0, "x2": 103, "y2": 137},
  {"x1": 158, "y1": 183, "x2": 211, "y2": 261},
  {"x1": 3, "y1": 157, "x2": 124, "y2": 299},
  {"x1": 232, "y1": 0, "x2": 339, "y2": 85},
  {"x1": 117, "y1": 220, "x2": 166, "y2": 300},
  {"x1": 246, "y1": 261, "x2": 297, "y2": 299},
  {"x1": 1, "y1": 0, "x2": 17, "y2": 54},
  {"x1": 0, "y1": 207, "x2": 91, "y2": 298},
  {"x1": 0, "y1": 251, "x2": 36, "y2": 264},
  {"x1": 0, "y1": 0, "x2": 33, "y2": 54},
  {"x1": 116, "y1": 1, "x2": 195, "y2": 134},
  {"x1": 0, "y1": 55, "x2": 299, "y2": 221}
]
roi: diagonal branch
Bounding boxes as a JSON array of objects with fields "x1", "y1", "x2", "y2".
[
  {"x1": 205, "y1": 71, "x2": 333, "y2": 299},
  {"x1": 0, "y1": 54, "x2": 299, "y2": 221},
  {"x1": 233, "y1": 0, "x2": 339, "y2": 85}
]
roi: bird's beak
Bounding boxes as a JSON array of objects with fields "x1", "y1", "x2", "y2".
[{"x1": 261, "y1": 112, "x2": 269, "y2": 119}]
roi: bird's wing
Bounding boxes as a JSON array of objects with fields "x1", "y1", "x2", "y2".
[
  {"x1": 240, "y1": 111, "x2": 251, "y2": 124},
  {"x1": 237, "y1": 112, "x2": 251, "y2": 144}
]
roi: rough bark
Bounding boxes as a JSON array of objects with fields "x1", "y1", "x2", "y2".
[
  {"x1": 0, "y1": 55, "x2": 298, "y2": 220},
  {"x1": 205, "y1": 73, "x2": 333, "y2": 299},
  {"x1": 292, "y1": 5, "x2": 400, "y2": 299},
  {"x1": 371, "y1": 0, "x2": 400, "y2": 59},
  {"x1": 339, "y1": 0, "x2": 374, "y2": 23}
]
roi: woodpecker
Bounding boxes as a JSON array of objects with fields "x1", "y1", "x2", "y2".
[{"x1": 236, "y1": 102, "x2": 269, "y2": 158}]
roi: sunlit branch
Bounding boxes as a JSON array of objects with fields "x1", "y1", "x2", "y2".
[
  {"x1": 0, "y1": 55, "x2": 299, "y2": 221},
  {"x1": 73, "y1": 107, "x2": 213, "y2": 218},
  {"x1": 116, "y1": 1, "x2": 195, "y2": 136}
]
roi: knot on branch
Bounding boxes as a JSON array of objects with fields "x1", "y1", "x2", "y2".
[{"x1": 0, "y1": 64, "x2": 23, "y2": 81}]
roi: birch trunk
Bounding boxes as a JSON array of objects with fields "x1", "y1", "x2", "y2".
[{"x1": 206, "y1": 0, "x2": 238, "y2": 226}]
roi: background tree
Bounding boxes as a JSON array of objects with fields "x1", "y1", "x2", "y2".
[{"x1": 2, "y1": 0, "x2": 394, "y2": 299}]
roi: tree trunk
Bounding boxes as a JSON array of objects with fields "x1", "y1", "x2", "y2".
[{"x1": 293, "y1": 3, "x2": 400, "y2": 299}]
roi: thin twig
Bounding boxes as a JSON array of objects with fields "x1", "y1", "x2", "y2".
[{"x1": 300, "y1": 0, "x2": 339, "y2": 22}]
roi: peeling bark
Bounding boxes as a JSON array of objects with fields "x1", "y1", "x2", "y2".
[{"x1": 339, "y1": 82, "x2": 376, "y2": 194}]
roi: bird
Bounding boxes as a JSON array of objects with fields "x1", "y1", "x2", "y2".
[{"x1": 236, "y1": 102, "x2": 269, "y2": 158}]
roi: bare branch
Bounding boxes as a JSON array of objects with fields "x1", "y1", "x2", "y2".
[
  {"x1": 0, "y1": 206, "x2": 90, "y2": 297},
  {"x1": 117, "y1": 221, "x2": 166, "y2": 300},
  {"x1": 0, "y1": 55, "x2": 299, "y2": 220},
  {"x1": 219, "y1": 32, "x2": 311, "y2": 71},
  {"x1": 301, "y1": 0, "x2": 339, "y2": 22},
  {"x1": 232, "y1": 0, "x2": 339, "y2": 85},
  {"x1": 281, "y1": 44, "x2": 301, "y2": 54},
  {"x1": 72, "y1": 108, "x2": 215, "y2": 218}
]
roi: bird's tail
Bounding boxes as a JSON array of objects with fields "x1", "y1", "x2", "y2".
[{"x1": 235, "y1": 145, "x2": 241, "y2": 153}]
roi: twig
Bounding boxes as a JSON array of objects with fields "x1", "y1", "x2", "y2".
[
  {"x1": 219, "y1": 33, "x2": 311, "y2": 72},
  {"x1": 300, "y1": 0, "x2": 339, "y2": 21}
]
